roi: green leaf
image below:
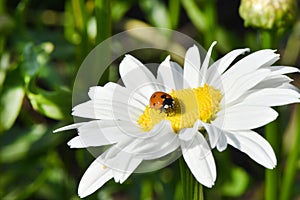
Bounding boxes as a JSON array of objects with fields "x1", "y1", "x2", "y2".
[
  {"x1": 0, "y1": 52, "x2": 11, "y2": 89},
  {"x1": 0, "y1": 124, "x2": 46, "y2": 163},
  {"x1": 181, "y1": 0, "x2": 207, "y2": 32},
  {"x1": 169, "y1": 0, "x2": 180, "y2": 29},
  {"x1": 27, "y1": 87, "x2": 71, "y2": 120},
  {"x1": 111, "y1": 0, "x2": 132, "y2": 22},
  {"x1": 140, "y1": 0, "x2": 171, "y2": 28},
  {"x1": 95, "y1": 0, "x2": 111, "y2": 43},
  {"x1": 21, "y1": 42, "x2": 54, "y2": 78},
  {"x1": 0, "y1": 74, "x2": 25, "y2": 133},
  {"x1": 221, "y1": 166, "x2": 249, "y2": 197}
]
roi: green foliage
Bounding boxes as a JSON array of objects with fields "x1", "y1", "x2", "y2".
[
  {"x1": 27, "y1": 87, "x2": 71, "y2": 120},
  {"x1": 221, "y1": 167, "x2": 249, "y2": 197},
  {"x1": 0, "y1": 0, "x2": 299, "y2": 199},
  {"x1": 0, "y1": 71, "x2": 25, "y2": 132},
  {"x1": 140, "y1": 0, "x2": 171, "y2": 28}
]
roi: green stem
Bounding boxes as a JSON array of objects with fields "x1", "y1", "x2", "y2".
[
  {"x1": 180, "y1": 0, "x2": 216, "y2": 47},
  {"x1": 0, "y1": 0, "x2": 5, "y2": 13},
  {"x1": 260, "y1": 29, "x2": 279, "y2": 49},
  {"x1": 71, "y1": 0, "x2": 89, "y2": 62},
  {"x1": 169, "y1": 0, "x2": 180, "y2": 29},
  {"x1": 260, "y1": 30, "x2": 272, "y2": 49},
  {"x1": 265, "y1": 120, "x2": 280, "y2": 200},
  {"x1": 179, "y1": 158, "x2": 204, "y2": 200},
  {"x1": 180, "y1": 0, "x2": 207, "y2": 33},
  {"x1": 261, "y1": 29, "x2": 280, "y2": 200},
  {"x1": 95, "y1": 0, "x2": 111, "y2": 85},
  {"x1": 95, "y1": 0, "x2": 111, "y2": 44},
  {"x1": 280, "y1": 105, "x2": 300, "y2": 200},
  {"x1": 203, "y1": 0, "x2": 216, "y2": 48}
]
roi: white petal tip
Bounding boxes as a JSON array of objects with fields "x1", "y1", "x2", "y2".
[
  {"x1": 124, "y1": 54, "x2": 139, "y2": 61},
  {"x1": 187, "y1": 45, "x2": 199, "y2": 53},
  {"x1": 53, "y1": 123, "x2": 82, "y2": 133},
  {"x1": 161, "y1": 55, "x2": 171, "y2": 64},
  {"x1": 122, "y1": 54, "x2": 136, "y2": 63},
  {"x1": 53, "y1": 127, "x2": 66, "y2": 133},
  {"x1": 202, "y1": 181, "x2": 215, "y2": 188},
  {"x1": 211, "y1": 41, "x2": 217, "y2": 46},
  {"x1": 244, "y1": 48, "x2": 250, "y2": 52},
  {"x1": 78, "y1": 188, "x2": 91, "y2": 198},
  {"x1": 217, "y1": 144, "x2": 227, "y2": 152},
  {"x1": 78, "y1": 191, "x2": 91, "y2": 199},
  {"x1": 265, "y1": 164, "x2": 276, "y2": 170}
]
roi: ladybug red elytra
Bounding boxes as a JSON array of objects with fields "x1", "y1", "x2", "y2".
[{"x1": 149, "y1": 91, "x2": 175, "y2": 114}]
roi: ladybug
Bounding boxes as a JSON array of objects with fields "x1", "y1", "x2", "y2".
[{"x1": 149, "y1": 91, "x2": 175, "y2": 114}]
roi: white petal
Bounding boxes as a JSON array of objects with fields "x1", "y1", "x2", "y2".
[
  {"x1": 67, "y1": 136, "x2": 85, "y2": 148},
  {"x1": 97, "y1": 121, "x2": 179, "y2": 180},
  {"x1": 207, "y1": 48, "x2": 249, "y2": 88},
  {"x1": 221, "y1": 50, "x2": 279, "y2": 90},
  {"x1": 78, "y1": 157, "x2": 114, "y2": 198},
  {"x1": 183, "y1": 45, "x2": 201, "y2": 88},
  {"x1": 179, "y1": 127, "x2": 216, "y2": 187},
  {"x1": 269, "y1": 66, "x2": 300, "y2": 75},
  {"x1": 157, "y1": 56, "x2": 184, "y2": 90},
  {"x1": 133, "y1": 121, "x2": 180, "y2": 160},
  {"x1": 72, "y1": 95, "x2": 143, "y2": 122},
  {"x1": 199, "y1": 41, "x2": 217, "y2": 86},
  {"x1": 53, "y1": 122, "x2": 85, "y2": 133},
  {"x1": 254, "y1": 75, "x2": 292, "y2": 89},
  {"x1": 221, "y1": 69, "x2": 270, "y2": 105},
  {"x1": 279, "y1": 83, "x2": 300, "y2": 91},
  {"x1": 76, "y1": 120, "x2": 137, "y2": 147},
  {"x1": 207, "y1": 48, "x2": 249, "y2": 77},
  {"x1": 101, "y1": 121, "x2": 179, "y2": 161},
  {"x1": 89, "y1": 82, "x2": 147, "y2": 110},
  {"x1": 226, "y1": 130, "x2": 277, "y2": 169},
  {"x1": 72, "y1": 101, "x2": 95, "y2": 119},
  {"x1": 86, "y1": 82, "x2": 147, "y2": 121},
  {"x1": 115, "y1": 155, "x2": 142, "y2": 183},
  {"x1": 179, "y1": 120, "x2": 201, "y2": 141},
  {"x1": 119, "y1": 54, "x2": 162, "y2": 99},
  {"x1": 200, "y1": 122, "x2": 227, "y2": 151},
  {"x1": 213, "y1": 105, "x2": 278, "y2": 130},
  {"x1": 72, "y1": 100, "x2": 139, "y2": 122},
  {"x1": 241, "y1": 88, "x2": 300, "y2": 106},
  {"x1": 99, "y1": 146, "x2": 142, "y2": 183},
  {"x1": 216, "y1": 132, "x2": 227, "y2": 152}
]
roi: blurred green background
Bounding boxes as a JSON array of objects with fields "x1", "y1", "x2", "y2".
[{"x1": 0, "y1": 0, "x2": 299, "y2": 199}]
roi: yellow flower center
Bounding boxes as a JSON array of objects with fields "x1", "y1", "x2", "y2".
[{"x1": 138, "y1": 84, "x2": 223, "y2": 133}]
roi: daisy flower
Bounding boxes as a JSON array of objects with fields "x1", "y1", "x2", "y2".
[{"x1": 55, "y1": 41, "x2": 300, "y2": 198}]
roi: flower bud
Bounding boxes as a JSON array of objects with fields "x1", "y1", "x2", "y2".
[{"x1": 239, "y1": 0, "x2": 297, "y2": 29}]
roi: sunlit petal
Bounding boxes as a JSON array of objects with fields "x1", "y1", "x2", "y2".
[
  {"x1": 78, "y1": 157, "x2": 114, "y2": 198},
  {"x1": 226, "y1": 130, "x2": 277, "y2": 169},
  {"x1": 183, "y1": 45, "x2": 201, "y2": 88},
  {"x1": 157, "y1": 56, "x2": 184, "y2": 90},
  {"x1": 179, "y1": 125, "x2": 216, "y2": 187}
]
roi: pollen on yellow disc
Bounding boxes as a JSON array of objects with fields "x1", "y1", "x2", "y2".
[{"x1": 138, "y1": 84, "x2": 223, "y2": 133}]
